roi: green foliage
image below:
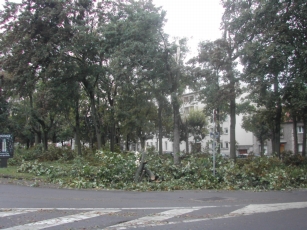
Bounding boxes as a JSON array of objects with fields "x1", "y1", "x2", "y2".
[
  {"x1": 280, "y1": 151, "x2": 307, "y2": 167},
  {"x1": 10, "y1": 148, "x2": 307, "y2": 191},
  {"x1": 17, "y1": 160, "x2": 53, "y2": 176},
  {"x1": 186, "y1": 109, "x2": 208, "y2": 143},
  {"x1": 9, "y1": 144, "x2": 75, "y2": 166},
  {"x1": 38, "y1": 145, "x2": 75, "y2": 162},
  {"x1": 95, "y1": 150, "x2": 138, "y2": 188}
]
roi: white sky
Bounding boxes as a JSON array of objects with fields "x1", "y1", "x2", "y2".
[
  {"x1": 153, "y1": 0, "x2": 224, "y2": 56},
  {"x1": 0, "y1": 0, "x2": 224, "y2": 57}
]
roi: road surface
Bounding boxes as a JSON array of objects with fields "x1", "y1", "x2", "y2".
[{"x1": 1, "y1": 183, "x2": 307, "y2": 229}]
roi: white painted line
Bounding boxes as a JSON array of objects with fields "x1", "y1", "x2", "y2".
[
  {"x1": 103, "y1": 201, "x2": 307, "y2": 229},
  {"x1": 103, "y1": 202, "x2": 307, "y2": 229},
  {"x1": 3, "y1": 210, "x2": 119, "y2": 230},
  {"x1": 0, "y1": 209, "x2": 38, "y2": 217},
  {"x1": 230, "y1": 201, "x2": 307, "y2": 215},
  {"x1": 104, "y1": 208, "x2": 200, "y2": 230},
  {"x1": 0, "y1": 206, "x2": 218, "y2": 211},
  {"x1": 106, "y1": 214, "x2": 235, "y2": 229}
]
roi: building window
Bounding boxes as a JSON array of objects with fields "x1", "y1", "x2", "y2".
[
  {"x1": 225, "y1": 142, "x2": 229, "y2": 149},
  {"x1": 224, "y1": 128, "x2": 228, "y2": 134},
  {"x1": 280, "y1": 128, "x2": 284, "y2": 138},
  {"x1": 147, "y1": 142, "x2": 149, "y2": 146},
  {"x1": 298, "y1": 126, "x2": 304, "y2": 133},
  {"x1": 220, "y1": 142, "x2": 223, "y2": 148},
  {"x1": 184, "y1": 107, "x2": 189, "y2": 114},
  {"x1": 165, "y1": 141, "x2": 168, "y2": 150}
]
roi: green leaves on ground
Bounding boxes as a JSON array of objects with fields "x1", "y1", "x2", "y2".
[{"x1": 11, "y1": 148, "x2": 307, "y2": 191}]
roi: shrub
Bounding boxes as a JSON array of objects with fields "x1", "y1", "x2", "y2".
[
  {"x1": 12, "y1": 148, "x2": 307, "y2": 191},
  {"x1": 95, "y1": 150, "x2": 138, "y2": 187}
]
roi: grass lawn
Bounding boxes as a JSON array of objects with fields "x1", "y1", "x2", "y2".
[{"x1": 0, "y1": 165, "x2": 47, "y2": 181}]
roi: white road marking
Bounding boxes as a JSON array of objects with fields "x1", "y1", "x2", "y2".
[
  {"x1": 104, "y1": 214, "x2": 235, "y2": 229},
  {"x1": 103, "y1": 208, "x2": 200, "y2": 230},
  {"x1": 101, "y1": 202, "x2": 307, "y2": 229},
  {"x1": 0, "y1": 206, "x2": 218, "y2": 211},
  {"x1": 3, "y1": 210, "x2": 119, "y2": 230},
  {"x1": 0, "y1": 209, "x2": 38, "y2": 217},
  {"x1": 1, "y1": 202, "x2": 307, "y2": 230},
  {"x1": 230, "y1": 201, "x2": 307, "y2": 215}
]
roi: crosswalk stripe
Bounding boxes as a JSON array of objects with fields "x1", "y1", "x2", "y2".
[
  {"x1": 0, "y1": 209, "x2": 38, "y2": 217},
  {"x1": 2, "y1": 202, "x2": 306, "y2": 230},
  {"x1": 3, "y1": 210, "x2": 119, "y2": 230},
  {"x1": 103, "y1": 208, "x2": 200, "y2": 230},
  {"x1": 230, "y1": 201, "x2": 307, "y2": 215},
  {"x1": 0, "y1": 206, "x2": 219, "y2": 211}
]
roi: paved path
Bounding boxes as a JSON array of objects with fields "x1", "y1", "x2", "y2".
[{"x1": 1, "y1": 184, "x2": 307, "y2": 229}]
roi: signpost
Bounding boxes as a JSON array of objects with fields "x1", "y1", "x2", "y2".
[{"x1": 0, "y1": 134, "x2": 14, "y2": 168}]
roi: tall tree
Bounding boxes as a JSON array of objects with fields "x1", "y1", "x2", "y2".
[
  {"x1": 159, "y1": 36, "x2": 189, "y2": 165},
  {"x1": 190, "y1": 39, "x2": 238, "y2": 156},
  {"x1": 221, "y1": 0, "x2": 304, "y2": 157}
]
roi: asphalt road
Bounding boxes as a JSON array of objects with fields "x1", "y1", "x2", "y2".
[{"x1": 1, "y1": 183, "x2": 307, "y2": 229}]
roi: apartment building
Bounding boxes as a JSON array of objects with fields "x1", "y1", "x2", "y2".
[
  {"x1": 145, "y1": 92, "x2": 254, "y2": 156},
  {"x1": 252, "y1": 122, "x2": 306, "y2": 155}
]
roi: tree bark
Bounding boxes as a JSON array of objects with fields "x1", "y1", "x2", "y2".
[
  {"x1": 90, "y1": 94, "x2": 102, "y2": 149},
  {"x1": 273, "y1": 75, "x2": 282, "y2": 159},
  {"x1": 158, "y1": 104, "x2": 163, "y2": 155},
  {"x1": 293, "y1": 115, "x2": 298, "y2": 154},
  {"x1": 42, "y1": 128, "x2": 48, "y2": 151},
  {"x1": 172, "y1": 93, "x2": 181, "y2": 165},
  {"x1": 260, "y1": 139, "x2": 265, "y2": 157},
  {"x1": 216, "y1": 108, "x2": 221, "y2": 154},
  {"x1": 302, "y1": 117, "x2": 307, "y2": 157},
  {"x1": 74, "y1": 100, "x2": 82, "y2": 156},
  {"x1": 229, "y1": 95, "x2": 236, "y2": 160}
]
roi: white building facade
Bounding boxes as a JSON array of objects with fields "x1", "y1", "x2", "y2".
[{"x1": 145, "y1": 92, "x2": 254, "y2": 156}]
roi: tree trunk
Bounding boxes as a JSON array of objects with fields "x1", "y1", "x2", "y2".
[
  {"x1": 172, "y1": 94, "x2": 181, "y2": 165},
  {"x1": 35, "y1": 130, "x2": 41, "y2": 145},
  {"x1": 158, "y1": 104, "x2": 163, "y2": 155},
  {"x1": 140, "y1": 136, "x2": 146, "y2": 151},
  {"x1": 90, "y1": 94, "x2": 102, "y2": 149},
  {"x1": 293, "y1": 115, "x2": 298, "y2": 154},
  {"x1": 74, "y1": 103, "x2": 82, "y2": 156},
  {"x1": 273, "y1": 76, "x2": 282, "y2": 159},
  {"x1": 110, "y1": 122, "x2": 115, "y2": 152},
  {"x1": 126, "y1": 135, "x2": 129, "y2": 151},
  {"x1": 216, "y1": 108, "x2": 221, "y2": 154},
  {"x1": 42, "y1": 129, "x2": 48, "y2": 151},
  {"x1": 260, "y1": 139, "x2": 264, "y2": 157},
  {"x1": 75, "y1": 130, "x2": 82, "y2": 156},
  {"x1": 185, "y1": 119, "x2": 189, "y2": 154},
  {"x1": 302, "y1": 117, "x2": 307, "y2": 157},
  {"x1": 229, "y1": 92, "x2": 236, "y2": 161}
]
